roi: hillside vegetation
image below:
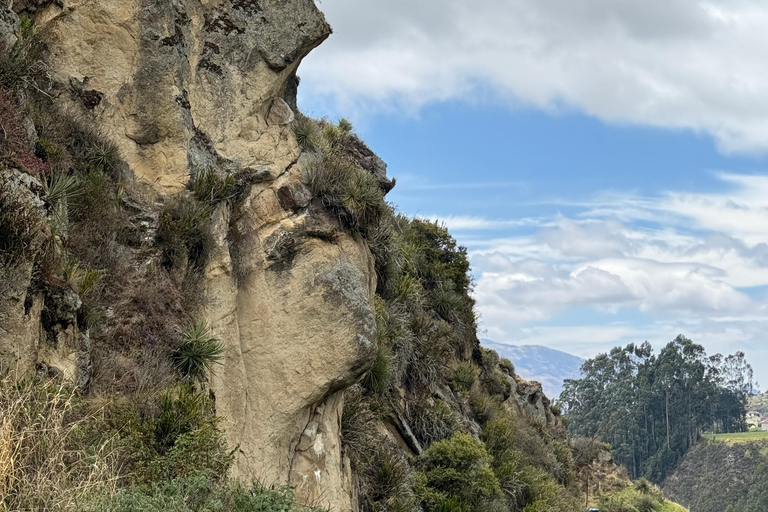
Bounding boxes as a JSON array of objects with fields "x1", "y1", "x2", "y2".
[
  {"x1": 560, "y1": 339, "x2": 754, "y2": 482},
  {"x1": 663, "y1": 437, "x2": 768, "y2": 512},
  {"x1": 481, "y1": 340, "x2": 584, "y2": 397},
  {"x1": 748, "y1": 392, "x2": 768, "y2": 416}
]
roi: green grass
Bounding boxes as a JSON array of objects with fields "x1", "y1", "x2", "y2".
[{"x1": 703, "y1": 431, "x2": 768, "y2": 444}]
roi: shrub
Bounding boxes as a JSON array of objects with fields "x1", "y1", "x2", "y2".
[
  {"x1": 188, "y1": 167, "x2": 235, "y2": 207},
  {"x1": 45, "y1": 171, "x2": 83, "y2": 232},
  {"x1": 430, "y1": 281, "x2": 465, "y2": 322},
  {"x1": 362, "y1": 344, "x2": 392, "y2": 396},
  {"x1": 482, "y1": 369, "x2": 512, "y2": 399},
  {"x1": 341, "y1": 167, "x2": 386, "y2": 229},
  {"x1": 62, "y1": 256, "x2": 100, "y2": 297},
  {"x1": 172, "y1": 321, "x2": 224, "y2": 382},
  {"x1": 408, "y1": 399, "x2": 462, "y2": 448},
  {"x1": 114, "y1": 385, "x2": 232, "y2": 485},
  {"x1": 293, "y1": 115, "x2": 318, "y2": 152},
  {"x1": 416, "y1": 432, "x2": 504, "y2": 511},
  {"x1": 0, "y1": 169, "x2": 48, "y2": 266},
  {"x1": 87, "y1": 474, "x2": 322, "y2": 512},
  {"x1": 470, "y1": 391, "x2": 501, "y2": 424},
  {"x1": 0, "y1": 16, "x2": 49, "y2": 96},
  {"x1": 480, "y1": 348, "x2": 500, "y2": 370},
  {"x1": 86, "y1": 139, "x2": 122, "y2": 178},
  {"x1": 499, "y1": 358, "x2": 515, "y2": 375},
  {"x1": 156, "y1": 197, "x2": 213, "y2": 271},
  {"x1": 341, "y1": 386, "x2": 379, "y2": 464},
  {"x1": 358, "y1": 445, "x2": 416, "y2": 511},
  {"x1": 451, "y1": 363, "x2": 476, "y2": 392},
  {"x1": 303, "y1": 124, "x2": 388, "y2": 235},
  {"x1": 338, "y1": 118, "x2": 353, "y2": 133}
]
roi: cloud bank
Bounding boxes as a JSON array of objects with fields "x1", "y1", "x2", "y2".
[
  {"x1": 432, "y1": 173, "x2": 768, "y2": 385},
  {"x1": 302, "y1": 0, "x2": 768, "y2": 152}
]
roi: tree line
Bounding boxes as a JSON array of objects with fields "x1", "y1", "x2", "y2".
[{"x1": 558, "y1": 335, "x2": 754, "y2": 482}]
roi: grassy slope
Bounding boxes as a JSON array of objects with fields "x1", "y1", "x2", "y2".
[
  {"x1": 703, "y1": 431, "x2": 768, "y2": 444},
  {"x1": 662, "y1": 437, "x2": 768, "y2": 512}
]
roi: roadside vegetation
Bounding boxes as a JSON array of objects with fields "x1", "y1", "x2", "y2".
[{"x1": 560, "y1": 340, "x2": 754, "y2": 482}]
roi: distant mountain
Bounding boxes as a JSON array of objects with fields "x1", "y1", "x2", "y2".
[{"x1": 480, "y1": 339, "x2": 585, "y2": 398}]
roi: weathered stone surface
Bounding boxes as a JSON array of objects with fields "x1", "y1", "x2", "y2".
[
  {"x1": 205, "y1": 169, "x2": 376, "y2": 507},
  {"x1": 0, "y1": 1, "x2": 19, "y2": 49},
  {"x1": 37, "y1": 0, "x2": 330, "y2": 194},
  {"x1": 0, "y1": 168, "x2": 49, "y2": 375},
  {"x1": 23, "y1": 2, "x2": 376, "y2": 509}
]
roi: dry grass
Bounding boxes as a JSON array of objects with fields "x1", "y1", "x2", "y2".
[{"x1": 0, "y1": 377, "x2": 120, "y2": 511}]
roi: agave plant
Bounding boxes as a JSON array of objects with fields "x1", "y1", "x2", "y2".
[{"x1": 173, "y1": 321, "x2": 225, "y2": 382}]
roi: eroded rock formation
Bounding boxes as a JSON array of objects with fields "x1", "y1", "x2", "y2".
[{"x1": 1, "y1": 0, "x2": 376, "y2": 508}]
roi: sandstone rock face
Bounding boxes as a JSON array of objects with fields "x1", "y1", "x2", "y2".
[
  {"x1": 21, "y1": 1, "x2": 380, "y2": 509},
  {"x1": 36, "y1": 0, "x2": 330, "y2": 193},
  {"x1": 204, "y1": 162, "x2": 376, "y2": 508}
]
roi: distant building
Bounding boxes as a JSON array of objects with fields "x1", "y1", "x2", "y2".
[
  {"x1": 747, "y1": 411, "x2": 761, "y2": 428},
  {"x1": 762, "y1": 419, "x2": 768, "y2": 432}
]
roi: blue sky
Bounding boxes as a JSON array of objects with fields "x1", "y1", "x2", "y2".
[{"x1": 298, "y1": 0, "x2": 768, "y2": 388}]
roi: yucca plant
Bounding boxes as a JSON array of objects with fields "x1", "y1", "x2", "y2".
[
  {"x1": 172, "y1": 322, "x2": 224, "y2": 382},
  {"x1": 62, "y1": 256, "x2": 100, "y2": 296},
  {"x1": 188, "y1": 167, "x2": 236, "y2": 207},
  {"x1": 86, "y1": 140, "x2": 120, "y2": 175},
  {"x1": 362, "y1": 344, "x2": 392, "y2": 396},
  {"x1": 341, "y1": 167, "x2": 385, "y2": 230},
  {"x1": 293, "y1": 116, "x2": 318, "y2": 152},
  {"x1": 45, "y1": 172, "x2": 83, "y2": 235}
]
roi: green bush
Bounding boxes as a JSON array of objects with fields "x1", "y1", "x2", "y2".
[
  {"x1": 362, "y1": 344, "x2": 392, "y2": 396},
  {"x1": 303, "y1": 122, "x2": 388, "y2": 235},
  {"x1": 0, "y1": 16, "x2": 48, "y2": 95},
  {"x1": 172, "y1": 321, "x2": 224, "y2": 382},
  {"x1": 416, "y1": 432, "x2": 504, "y2": 511},
  {"x1": 409, "y1": 399, "x2": 462, "y2": 448},
  {"x1": 87, "y1": 473, "x2": 322, "y2": 512},
  {"x1": 188, "y1": 167, "x2": 236, "y2": 207},
  {"x1": 499, "y1": 358, "x2": 515, "y2": 375},
  {"x1": 338, "y1": 118, "x2": 353, "y2": 133},
  {"x1": 482, "y1": 369, "x2": 512, "y2": 399},
  {"x1": 115, "y1": 385, "x2": 232, "y2": 484},
  {"x1": 293, "y1": 115, "x2": 318, "y2": 151},
  {"x1": 451, "y1": 363, "x2": 476, "y2": 392},
  {"x1": 156, "y1": 197, "x2": 213, "y2": 271}
]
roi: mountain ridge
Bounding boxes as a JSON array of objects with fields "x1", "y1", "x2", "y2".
[{"x1": 480, "y1": 339, "x2": 585, "y2": 397}]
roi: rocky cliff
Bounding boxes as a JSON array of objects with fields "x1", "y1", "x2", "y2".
[
  {"x1": 1, "y1": 0, "x2": 376, "y2": 507},
  {"x1": 0, "y1": 2, "x2": 632, "y2": 511}
]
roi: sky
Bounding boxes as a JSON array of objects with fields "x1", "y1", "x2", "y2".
[{"x1": 297, "y1": 0, "x2": 768, "y2": 388}]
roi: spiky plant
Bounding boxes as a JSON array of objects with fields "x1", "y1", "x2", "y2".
[
  {"x1": 188, "y1": 167, "x2": 236, "y2": 206},
  {"x1": 452, "y1": 362, "x2": 477, "y2": 392},
  {"x1": 45, "y1": 172, "x2": 83, "y2": 233},
  {"x1": 86, "y1": 140, "x2": 120, "y2": 174},
  {"x1": 293, "y1": 116, "x2": 318, "y2": 151},
  {"x1": 341, "y1": 168, "x2": 385, "y2": 230},
  {"x1": 362, "y1": 344, "x2": 392, "y2": 396},
  {"x1": 173, "y1": 321, "x2": 224, "y2": 382}
]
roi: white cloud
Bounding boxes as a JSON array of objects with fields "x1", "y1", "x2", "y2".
[
  {"x1": 461, "y1": 173, "x2": 768, "y2": 384},
  {"x1": 302, "y1": 0, "x2": 768, "y2": 152}
]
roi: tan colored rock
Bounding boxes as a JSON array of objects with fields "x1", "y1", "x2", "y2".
[
  {"x1": 205, "y1": 168, "x2": 376, "y2": 507},
  {"x1": 36, "y1": 0, "x2": 330, "y2": 194},
  {"x1": 21, "y1": 1, "x2": 385, "y2": 509}
]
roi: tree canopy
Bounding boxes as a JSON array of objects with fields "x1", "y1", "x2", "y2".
[{"x1": 559, "y1": 335, "x2": 753, "y2": 482}]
